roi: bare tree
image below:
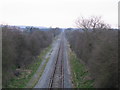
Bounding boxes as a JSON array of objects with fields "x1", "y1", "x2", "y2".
[
  {"x1": 75, "y1": 16, "x2": 111, "y2": 31},
  {"x1": 65, "y1": 27, "x2": 118, "y2": 88},
  {"x1": 2, "y1": 25, "x2": 61, "y2": 87}
]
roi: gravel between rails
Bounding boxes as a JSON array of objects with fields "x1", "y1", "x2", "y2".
[{"x1": 34, "y1": 33, "x2": 72, "y2": 88}]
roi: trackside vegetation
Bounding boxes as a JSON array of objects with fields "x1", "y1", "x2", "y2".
[
  {"x1": 2, "y1": 25, "x2": 61, "y2": 88},
  {"x1": 69, "y1": 49, "x2": 94, "y2": 88},
  {"x1": 65, "y1": 16, "x2": 118, "y2": 88},
  {"x1": 7, "y1": 46, "x2": 51, "y2": 88}
]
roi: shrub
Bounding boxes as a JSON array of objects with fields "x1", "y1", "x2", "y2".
[
  {"x1": 65, "y1": 29, "x2": 118, "y2": 88},
  {"x1": 2, "y1": 25, "x2": 61, "y2": 87}
]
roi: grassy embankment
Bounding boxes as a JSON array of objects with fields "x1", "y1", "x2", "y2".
[
  {"x1": 7, "y1": 45, "x2": 51, "y2": 88},
  {"x1": 69, "y1": 48, "x2": 94, "y2": 88}
]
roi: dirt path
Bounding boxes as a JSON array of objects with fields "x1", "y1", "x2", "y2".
[{"x1": 34, "y1": 32, "x2": 72, "y2": 88}]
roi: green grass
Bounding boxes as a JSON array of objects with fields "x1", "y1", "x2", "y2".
[
  {"x1": 7, "y1": 45, "x2": 51, "y2": 88},
  {"x1": 30, "y1": 56, "x2": 50, "y2": 88},
  {"x1": 69, "y1": 49, "x2": 94, "y2": 88}
]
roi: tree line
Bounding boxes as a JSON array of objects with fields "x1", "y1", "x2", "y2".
[
  {"x1": 65, "y1": 16, "x2": 118, "y2": 88},
  {"x1": 2, "y1": 25, "x2": 61, "y2": 87}
]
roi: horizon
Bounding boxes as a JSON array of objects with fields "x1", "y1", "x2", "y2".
[{"x1": 1, "y1": 24, "x2": 118, "y2": 30}]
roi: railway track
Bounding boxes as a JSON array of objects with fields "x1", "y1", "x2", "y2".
[
  {"x1": 34, "y1": 33, "x2": 72, "y2": 88},
  {"x1": 49, "y1": 35, "x2": 64, "y2": 88}
]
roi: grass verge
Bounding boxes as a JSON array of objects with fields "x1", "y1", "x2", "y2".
[
  {"x1": 69, "y1": 48, "x2": 94, "y2": 88},
  {"x1": 7, "y1": 45, "x2": 51, "y2": 88},
  {"x1": 29, "y1": 56, "x2": 50, "y2": 88}
]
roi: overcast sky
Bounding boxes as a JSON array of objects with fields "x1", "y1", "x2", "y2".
[{"x1": 0, "y1": 0, "x2": 119, "y2": 28}]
